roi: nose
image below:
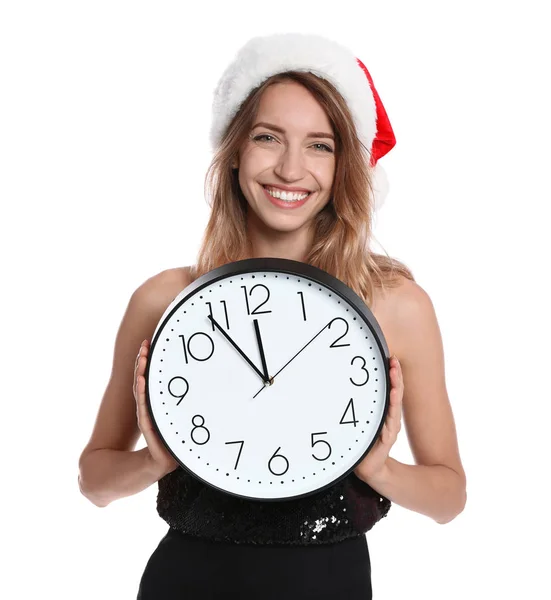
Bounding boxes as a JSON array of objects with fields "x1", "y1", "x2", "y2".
[{"x1": 273, "y1": 143, "x2": 307, "y2": 182}]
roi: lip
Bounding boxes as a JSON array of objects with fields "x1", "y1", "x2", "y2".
[{"x1": 262, "y1": 185, "x2": 313, "y2": 209}]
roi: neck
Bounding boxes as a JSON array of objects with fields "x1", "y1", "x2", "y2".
[{"x1": 246, "y1": 213, "x2": 314, "y2": 262}]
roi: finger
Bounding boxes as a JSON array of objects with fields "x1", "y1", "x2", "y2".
[
  {"x1": 134, "y1": 355, "x2": 148, "y2": 397},
  {"x1": 389, "y1": 399, "x2": 402, "y2": 439},
  {"x1": 134, "y1": 342, "x2": 150, "y2": 386},
  {"x1": 391, "y1": 363, "x2": 404, "y2": 399},
  {"x1": 135, "y1": 374, "x2": 146, "y2": 428},
  {"x1": 387, "y1": 381, "x2": 402, "y2": 428},
  {"x1": 136, "y1": 374, "x2": 153, "y2": 434},
  {"x1": 137, "y1": 353, "x2": 148, "y2": 376},
  {"x1": 135, "y1": 339, "x2": 149, "y2": 362},
  {"x1": 393, "y1": 357, "x2": 404, "y2": 389},
  {"x1": 386, "y1": 395, "x2": 399, "y2": 433},
  {"x1": 135, "y1": 344, "x2": 144, "y2": 372},
  {"x1": 137, "y1": 346, "x2": 149, "y2": 375}
]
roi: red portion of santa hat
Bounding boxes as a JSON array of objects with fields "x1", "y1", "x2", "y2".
[{"x1": 356, "y1": 58, "x2": 396, "y2": 166}]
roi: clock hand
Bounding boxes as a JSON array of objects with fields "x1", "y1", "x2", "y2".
[
  {"x1": 208, "y1": 314, "x2": 268, "y2": 384},
  {"x1": 253, "y1": 319, "x2": 271, "y2": 383},
  {"x1": 252, "y1": 320, "x2": 331, "y2": 398}
]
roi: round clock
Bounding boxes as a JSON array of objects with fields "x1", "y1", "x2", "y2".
[{"x1": 145, "y1": 257, "x2": 390, "y2": 502}]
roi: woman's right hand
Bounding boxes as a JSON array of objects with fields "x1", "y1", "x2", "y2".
[{"x1": 134, "y1": 339, "x2": 180, "y2": 478}]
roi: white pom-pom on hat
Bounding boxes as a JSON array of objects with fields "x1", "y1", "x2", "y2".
[{"x1": 210, "y1": 33, "x2": 396, "y2": 209}]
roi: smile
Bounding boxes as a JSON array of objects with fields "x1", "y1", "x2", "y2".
[{"x1": 261, "y1": 185, "x2": 314, "y2": 210}]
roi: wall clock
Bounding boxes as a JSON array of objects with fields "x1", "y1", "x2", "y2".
[{"x1": 145, "y1": 257, "x2": 390, "y2": 501}]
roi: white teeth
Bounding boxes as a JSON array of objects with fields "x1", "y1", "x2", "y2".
[{"x1": 265, "y1": 186, "x2": 310, "y2": 202}]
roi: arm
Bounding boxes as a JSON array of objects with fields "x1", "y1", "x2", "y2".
[
  {"x1": 362, "y1": 458, "x2": 466, "y2": 525},
  {"x1": 357, "y1": 278, "x2": 467, "y2": 524},
  {"x1": 78, "y1": 447, "x2": 173, "y2": 508},
  {"x1": 77, "y1": 268, "x2": 191, "y2": 508}
]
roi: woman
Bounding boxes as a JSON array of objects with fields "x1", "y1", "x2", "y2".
[{"x1": 78, "y1": 33, "x2": 467, "y2": 599}]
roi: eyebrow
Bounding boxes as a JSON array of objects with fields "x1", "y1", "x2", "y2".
[{"x1": 252, "y1": 121, "x2": 335, "y2": 141}]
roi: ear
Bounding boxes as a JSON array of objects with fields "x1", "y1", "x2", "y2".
[{"x1": 231, "y1": 154, "x2": 239, "y2": 170}]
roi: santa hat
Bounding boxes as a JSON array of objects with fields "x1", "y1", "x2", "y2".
[{"x1": 209, "y1": 33, "x2": 396, "y2": 211}]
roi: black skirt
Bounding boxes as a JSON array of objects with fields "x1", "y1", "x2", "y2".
[{"x1": 137, "y1": 527, "x2": 372, "y2": 599}]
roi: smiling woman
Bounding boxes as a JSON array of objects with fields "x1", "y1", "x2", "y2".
[
  {"x1": 193, "y1": 55, "x2": 404, "y2": 308},
  {"x1": 236, "y1": 81, "x2": 337, "y2": 225},
  {"x1": 77, "y1": 31, "x2": 466, "y2": 600}
]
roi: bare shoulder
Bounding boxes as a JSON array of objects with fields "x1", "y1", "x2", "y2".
[
  {"x1": 133, "y1": 266, "x2": 193, "y2": 313},
  {"x1": 375, "y1": 276, "x2": 437, "y2": 356},
  {"x1": 383, "y1": 274, "x2": 432, "y2": 312},
  {"x1": 371, "y1": 276, "x2": 432, "y2": 357}
]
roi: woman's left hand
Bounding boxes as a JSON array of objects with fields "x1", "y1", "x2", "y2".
[{"x1": 354, "y1": 356, "x2": 404, "y2": 483}]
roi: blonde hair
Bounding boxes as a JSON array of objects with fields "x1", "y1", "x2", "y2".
[{"x1": 191, "y1": 71, "x2": 414, "y2": 307}]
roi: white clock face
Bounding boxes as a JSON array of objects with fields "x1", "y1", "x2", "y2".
[{"x1": 146, "y1": 259, "x2": 389, "y2": 501}]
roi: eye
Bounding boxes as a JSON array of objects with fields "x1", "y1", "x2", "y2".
[
  {"x1": 252, "y1": 134, "x2": 277, "y2": 143},
  {"x1": 312, "y1": 143, "x2": 334, "y2": 153}
]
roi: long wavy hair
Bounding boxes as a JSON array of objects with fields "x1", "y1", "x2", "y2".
[{"x1": 190, "y1": 71, "x2": 414, "y2": 307}]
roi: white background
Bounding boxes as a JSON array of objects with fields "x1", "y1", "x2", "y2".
[{"x1": 1, "y1": 1, "x2": 549, "y2": 598}]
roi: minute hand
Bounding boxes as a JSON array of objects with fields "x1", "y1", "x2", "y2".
[
  {"x1": 253, "y1": 320, "x2": 331, "y2": 397},
  {"x1": 208, "y1": 315, "x2": 267, "y2": 383}
]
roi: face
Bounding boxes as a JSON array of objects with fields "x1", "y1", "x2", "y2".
[{"x1": 236, "y1": 81, "x2": 336, "y2": 236}]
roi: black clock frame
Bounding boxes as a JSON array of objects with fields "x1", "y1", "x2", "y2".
[{"x1": 145, "y1": 257, "x2": 391, "y2": 502}]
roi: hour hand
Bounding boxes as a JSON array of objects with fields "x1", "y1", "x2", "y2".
[{"x1": 208, "y1": 314, "x2": 268, "y2": 383}]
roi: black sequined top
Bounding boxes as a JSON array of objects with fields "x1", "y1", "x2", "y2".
[{"x1": 156, "y1": 467, "x2": 391, "y2": 546}]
